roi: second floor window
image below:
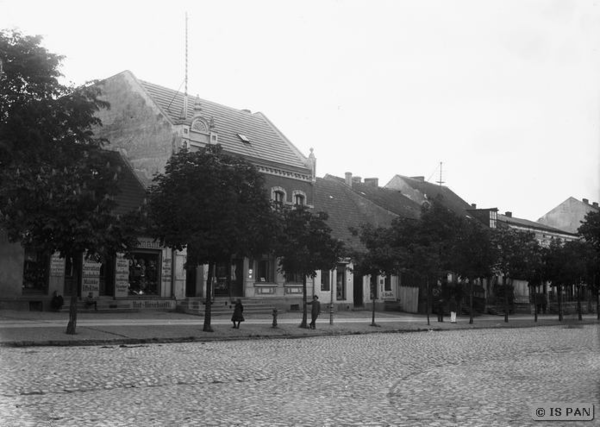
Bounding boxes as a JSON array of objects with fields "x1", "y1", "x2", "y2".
[{"x1": 294, "y1": 193, "x2": 305, "y2": 206}]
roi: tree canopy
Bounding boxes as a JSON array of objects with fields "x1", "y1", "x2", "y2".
[
  {"x1": 147, "y1": 144, "x2": 278, "y2": 331},
  {"x1": 0, "y1": 30, "x2": 141, "y2": 334}
]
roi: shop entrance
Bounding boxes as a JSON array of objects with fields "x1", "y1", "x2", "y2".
[
  {"x1": 214, "y1": 259, "x2": 244, "y2": 297},
  {"x1": 128, "y1": 251, "x2": 161, "y2": 296}
]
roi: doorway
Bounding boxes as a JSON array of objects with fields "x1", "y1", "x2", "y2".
[{"x1": 353, "y1": 274, "x2": 363, "y2": 307}]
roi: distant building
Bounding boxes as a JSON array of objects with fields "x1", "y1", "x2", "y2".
[{"x1": 537, "y1": 197, "x2": 600, "y2": 234}]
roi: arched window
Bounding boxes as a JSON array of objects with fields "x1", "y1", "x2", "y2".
[
  {"x1": 292, "y1": 190, "x2": 306, "y2": 207},
  {"x1": 271, "y1": 187, "x2": 286, "y2": 209}
]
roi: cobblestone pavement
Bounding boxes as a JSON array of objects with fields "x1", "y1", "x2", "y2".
[{"x1": 0, "y1": 325, "x2": 598, "y2": 426}]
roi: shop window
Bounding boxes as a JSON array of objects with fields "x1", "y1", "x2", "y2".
[
  {"x1": 321, "y1": 270, "x2": 331, "y2": 292},
  {"x1": 285, "y1": 271, "x2": 304, "y2": 284},
  {"x1": 384, "y1": 275, "x2": 392, "y2": 292},
  {"x1": 99, "y1": 259, "x2": 115, "y2": 296},
  {"x1": 256, "y1": 257, "x2": 275, "y2": 282},
  {"x1": 128, "y1": 251, "x2": 160, "y2": 295},
  {"x1": 22, "y1": 248, "x2": 49, "y2": 294}
]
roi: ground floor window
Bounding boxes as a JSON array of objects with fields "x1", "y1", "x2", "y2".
[
  {"x1": 384, "y1": 275, "x2": 392, "y2": 292},
  {"x1": 321, "y1": 270, "x2": 330, "y2": 292},
  {"x1": 255, "y1": 256, "x2": 275, "y2": 283},
  {"x1": 22, "y1": 248, "x2": 49, "y2": 294},
  {"x1": 128, "y1": 251, "x2": 161, "y2": 295}
]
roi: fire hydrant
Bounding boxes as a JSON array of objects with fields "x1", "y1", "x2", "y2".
[{"x1": 272, "y1": 308, "x2": 278, "y2": 328}]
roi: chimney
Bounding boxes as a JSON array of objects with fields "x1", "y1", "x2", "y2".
[
  {"x1": 593, "y1": 202, "x2": 598, "y2": 208},
  {"x1": 352, "y1": 176, "x2": 362, "y2": 184},
  {"x1": 471, "y1": 203, "x2": 477, "y2": 209},
  {"x1": 364, "y1": 178, "x2": 379, "y2": 187},
  {"x1": 583, "y1": 198, "x2": 589, "y2": 204},
  {"x1": 411, "y1": 176, "x2": 425, "y2": 182},
  {"x1": 505, "y1": 211, "x2": 512, "y2": 218},
  {"x1": 345, "y1": 172, "x2": 352, "y2": 187}
]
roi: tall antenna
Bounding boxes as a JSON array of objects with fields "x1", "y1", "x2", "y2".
[
  {"x1": 181, "y1": 12, "x2": 189, "y2": 120},
  {"x1": 436, "y1": 162, "x2": 445, "y2": 186}
]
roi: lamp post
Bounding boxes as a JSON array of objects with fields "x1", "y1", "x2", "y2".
[{"x1": 329, "y1": 270, "x2": 334, "y2": 325}]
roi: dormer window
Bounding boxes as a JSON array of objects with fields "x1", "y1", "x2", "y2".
[{"x1": 192, "y1": 119, "x2": 208, "y2": 133}]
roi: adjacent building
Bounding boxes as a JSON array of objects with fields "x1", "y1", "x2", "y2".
[{"x1": 537, "y1": 196, "x2": 600, "y2": 234}]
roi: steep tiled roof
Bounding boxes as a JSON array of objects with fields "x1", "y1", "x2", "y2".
[
  {"x1": 385, "y1": 175, "x2": 473, "y2": 217},
  {"x1": 103, "y1": 151, "x2": 146, "y2": 216},
  {"x1": 314, "y1": 178, "x2": 401, "y2": 252},
  {"x1": 136, "y1": 77, "x2": 309, "y2": 173}
]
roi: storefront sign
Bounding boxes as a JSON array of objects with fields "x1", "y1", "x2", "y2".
[
  {"x1": 115, "y1": 255, "x2": 130, "y2": 298},
  {"x1": 162, "y1": 258, "x2": 172, "y2": 287},
  {"x1": 82, "y1": 260, "x2": 101, "y2": 296},
  {"x1": 137, "y1": 237, "x2": 161, "y2": 249},
  {"x1": 50, "y1": 254, "x2": 65, "y2": 276}
]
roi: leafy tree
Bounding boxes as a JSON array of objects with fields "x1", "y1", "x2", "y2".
[
  {"x1": 492, "y1": 226, "x2": 541, "y2": 322},
  {"x1": 351, "y1": 222, "x2": 401, "y2": 326},
  {"x1": 0, "y1": 30, "x2": 140, "y2": 334},
  {"x1": 451, "y1": 217, "x2": 497, "y2": 324},
  {"x1": 276, "y1": 205, "x2": 344, "y2": 328},
  {"x1": 578, "y1": 210, "x2": 600, "y2": 319},
  {"x1": 147, "y1": 145, "x2": 277, "y2": 332}
]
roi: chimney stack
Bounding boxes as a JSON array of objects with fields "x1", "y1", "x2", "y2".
[
  {"x1": 505, "y1": 211, "x2": 512, "y2": 218},
  {"x1": 583, "y1": 198, "x2": 589, "y2": 204},
  {"x1": 471, "y1": 203, "x2": 477, "y2": 209},
  {"x1": 345, "y1": 172, "x2": 352, "y2": 187},
  {"x1": 364, "y1": 178, "x2": 379, "y2": 187},
  {"x1": 352, "y1": 176, "x2": 362, "y2": 184},
  {"x1": 593, "y1": 202, "x2": 598, "y2": 208}
]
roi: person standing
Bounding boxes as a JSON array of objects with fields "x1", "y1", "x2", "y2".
[
  {"x1": 449, "y1": 296, "x2": 458, "y2": 323},
  {"x1": 437, "y1": 298, "x2": 444, "y2": 322},
  {"x1": 307, "y1": 295, "x2": 321, "y2": 329},
  {"x1": 231, "y1": 299, "x2": 244, "y2": 329}
]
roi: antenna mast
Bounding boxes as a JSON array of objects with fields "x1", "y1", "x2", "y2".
[
  {"x1": 436, "y1": 162, "x2": 445, "y2": 186},
  {"x1": 181, "y1": 12, "x2": 189, "y2": 120}
]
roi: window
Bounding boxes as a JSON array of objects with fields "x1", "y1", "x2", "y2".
[
  {"x1": 292, "y1": 190, "x2": 307, "y2": 207},
  {"x1": 489, "y1": 210, "x2": 497, "y2": 228},
  {"x1": 384, "y1": 275, "x2": 392, "y2": 292},
  {"x1": 192, "y1": 119, "x2": 208, "y2": 133},
  {"x1": 321, "y1": 270, "x2": 331, "y2": 291},
  {"x1": 272, "y1": 187, "x2": 287, "y2": 209},
  {"x1": 285, "y1": 272, "x2": 304, "y2": 283},
  {"x1": 237, "y1": 133, "x2": 250, "y2": 143},
  {"x1": 256, "y1": 257, "x2": 275, "y2": 282}
]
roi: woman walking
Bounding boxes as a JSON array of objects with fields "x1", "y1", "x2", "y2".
[{"x1": 231, "y1": 299, "x2": 245, "y2": 329}]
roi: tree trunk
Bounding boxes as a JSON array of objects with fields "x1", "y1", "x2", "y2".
[
  {"x1": 65, "y1": 255, "x2": 80, "y2": 335},
  {"x1": 203, "y1": 262, "x2": 214, "y2": 332},
  {"x1": 557, "y1": 284, "x2": 563, "y2": 322},
  {"x1": 533, "y1": 284, "x2": 538, "y2": 323},
  {"x1": 504, "y1": 277, "x2": 509, "y2": 323},
  {"x1": 370, "y1": 275, "x2": 377, "y2": 327},
  {"x1": 577, "y1": 284, "x2": 582, "y2": 321},
  {"x1": 597, "y1": 286, "x2": 599, "y2": 321},
  {"x1": 300, "y1": 275, "x2": 308, "y2": 328},
  {"x1": 426, "y1": 279, "x2": 430, "y2": 326},
  {"x1": 469, "y1": 279, "x2": 474, "y2": 324}
]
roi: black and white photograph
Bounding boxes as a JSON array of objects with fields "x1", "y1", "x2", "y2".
[{"x1": 0, "y1": 1, "x2": 599, "y2": 425}]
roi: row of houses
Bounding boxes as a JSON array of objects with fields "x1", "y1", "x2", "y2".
[{"x1": 0, "y1": 70, "x2": 595, "y2": 313}]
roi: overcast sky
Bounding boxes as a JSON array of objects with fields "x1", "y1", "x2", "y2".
[{"x1": 2, "y1": 0, "x2": 599, "y2": 221}]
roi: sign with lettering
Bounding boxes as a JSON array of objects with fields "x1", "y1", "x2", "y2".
[
  {"x1": 162, "y1": 257, "x2": 172, "y2": 287},
  {"x1": 137, "y1": 237, "x2": 161, "y2": 250},
  {"x1": 115, "y1": 254, "x2": 130, "y2": 298},
  {"x1": 50, "y1": 254, "x2": 65, "y2": 276},
  {"x1": 82, "y1": 260, "x2": 101, "y2": 296}
]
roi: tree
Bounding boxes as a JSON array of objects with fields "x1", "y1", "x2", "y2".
[
  {"x1": 451, "y1": 218, "x2": 496, "y2": 324},
  {"x1": 276, "y1": 205, "x2": 344, "y2": 328},
  {"x1": 147, "y1": 145, "x2": 277, "y2": 332},
  {"x1": 0, "y1": 30, "x2": 140, "y2": 334},
  {"x1": 578, "y1": 210, "x2": 600, "y2": 319},
  {"x1": 352, "y1": 222, "x2": 401, "y2": 326},
  {"x1": 492, "y1": 226, "x2": 541, "y2": 322}
]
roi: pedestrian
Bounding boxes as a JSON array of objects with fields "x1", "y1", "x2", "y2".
[
  {"x1": 449, "y1": 296, "x2": 457, "y2": 323},
  {"x1": 307, "y1": 295, "x2": 321, "y2": 329},
  {"x1": 437, "y1": 298, "x2": 444, "y2": 322},
  {"x1": 231, "y1": 298, "x2": 244, "y2": 329},
  {"x1": 50, "y1": 291, "x2": 64, "y2": 311},
  {"x1": 84, "y1": 292, "x2": 97, "y2": 311}
]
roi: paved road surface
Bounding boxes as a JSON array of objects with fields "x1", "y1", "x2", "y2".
[{"x1": 0, "y1": 324, "x2": 598, "y2": 426}]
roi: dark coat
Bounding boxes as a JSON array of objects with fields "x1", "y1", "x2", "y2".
[
  {"x1": 449, "y1": 298, "x2": 458, "y2": 312},
  {"x1": 231, "y1": 302, "x2": 245, "y2": 322}
]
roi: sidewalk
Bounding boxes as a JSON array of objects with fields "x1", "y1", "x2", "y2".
[{"x1": 0, "y1": 308, "x2": 596, "y2": 347}]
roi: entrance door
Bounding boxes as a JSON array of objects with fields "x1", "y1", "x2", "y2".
[
  {"x1": 185, "y1": 266, "x2": 197, "y2": 297},
  {"x1": 214, "y1": 259, "x2": 244, "y2": 297}
]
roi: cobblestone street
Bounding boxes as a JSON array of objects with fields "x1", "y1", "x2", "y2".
[{"x1": 0, "y1": 325, "x2": 598, "y2": 426}]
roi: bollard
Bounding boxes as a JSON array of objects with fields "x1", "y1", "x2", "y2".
[{"x1": 272, "y1": 308, "x2": 278, "y2": 328}]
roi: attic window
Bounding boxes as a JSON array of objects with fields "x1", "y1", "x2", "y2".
[{"x1": 237, "y1": 134, "x2": 250, "y2": 143}]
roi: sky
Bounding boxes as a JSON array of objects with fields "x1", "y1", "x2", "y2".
[{"x1": 2, "y1": 0, "x2": 599, "y2": 221}]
